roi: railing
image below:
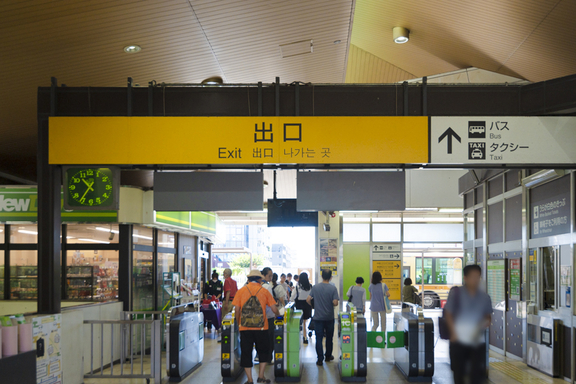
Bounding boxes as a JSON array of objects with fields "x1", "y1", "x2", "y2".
[
  {"x1": 84, "y1": 319, "x2": 162, "y2": 384},
  {"x1": 124, "y1": 310, "x2": 170, "y2": 351}
]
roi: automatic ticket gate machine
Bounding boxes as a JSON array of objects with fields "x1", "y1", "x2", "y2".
[
  {"x1": 339, "y1": 304, "x2": 368, "y2": 382},
  {"x1": 221, "y1": 311, "x2": 243, "y2": 382},
  {"x1": 274, "y1": 303, "x2": 303, "y2": 382},
  {"x1": 393, "y1": 309, "x2": 434, "y2": 382},
  {"x1": 166, "y1": 304, "x2": 205, "y2": 382}
]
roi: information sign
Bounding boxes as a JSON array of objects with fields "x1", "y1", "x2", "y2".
[
  {"x1": 487, "y1": 259, "x2": 506, "y2": 306},
  {"x1": 431, "y1": 117, "x2": 576, "y2": 164},
  {"x1": 530, "y1": 175, "x2": 571, "y2": 239},
  {"x1": 509, "y1": 259, "x2": 521, "y2": 301}
]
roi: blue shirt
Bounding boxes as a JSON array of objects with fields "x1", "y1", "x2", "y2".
[
  {"x1": 368, "y1": 283, "x2": 389, "y2": 312},
  {"x1": 444, "y1": 286, "x2": 493, "y2": 345}
]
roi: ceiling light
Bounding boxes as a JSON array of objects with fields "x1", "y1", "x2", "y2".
[
  {"x1": 123, "y1": 45, "x2": 142, "y2": 54},
  {"x1": 18, "y1": 230, "x2": 38, "y2": 235},
  {"x1": 522, "y1": 170, "x2": 565, "y2": 188},
  {"x1": 96, "y1": 227, "x2": 119, "y2": 234},
  {"x1": 201, "y1": 76, "x2": 224, "y2": 85},
  {"x1": 334, "y1": 40, "x2": 341, "y2": 44},
  {"x1": 439, "y1": 208, "x2": 464, "y2": 213},
  {"x1": 133, "y1": 234, "x2": 153, "y2": 240},
  {"x1": 79, "y1": 238, "x2": 110, "y2": 244},
  {"x1": 393, "y1": 27, "x2": 410, "y2": 44}
]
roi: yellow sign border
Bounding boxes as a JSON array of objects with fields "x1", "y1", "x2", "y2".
[{"x1": 49, "y1": 116, "x2": 428, "y2": 165}]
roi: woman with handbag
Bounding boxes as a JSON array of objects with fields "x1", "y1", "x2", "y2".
[
  {"x1": 346, "y1": 277, "x2": 366, "y2": 313},
  {"x1": 402, "y1": 277, "x2": 421, "y2": 305},
  {"x1": 291, "y1": 272, "x2": 313, "y2": 344},
  {"x1": 368, "y1": 271, "x2": 391, "y2": 332}
]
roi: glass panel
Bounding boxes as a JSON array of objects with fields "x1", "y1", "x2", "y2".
[
  {"x1": 0, "y1": 251, "x2": 4, "y2": 299},
  {"x1": 158, "y1": 231, "x2": 175, "y2": 249},
  {"x1": 343, "y1": 223, "x2": 370, "y2": 242},
  {"x1": 133, "y1": 226, "x2": 153, "y2": 247},
  {"x1": 66, "y1": 250, "x2": 119, "y2": 301},
  {"x1": 10, "y1": 250, "x2": 37, "y2": 300},
  {"x1": 464, "y1": 213, "x2": 474, "y2": 241},
  {"x1": 66, "y1": 224, "x2": 120, "y2": 244},
  {"x1": 542, "y1": 247, "x2": 555, "y2": 310},
  {"x1": 133, "y1": 251, "x2": 153, "y2": 311},
  {"x1": 415, "y1": 258, "x2": 433, "y2": 284},
  {"x1": 404, "y1": 224, "x2": 463, "y2": 242},
  {"x1": 157, "y1": 252, "x2": 176, "y2": 310},
  {"x1": 10, "y1": 224, "x2": 37, "y2": 243},
  {"x1": 0, "y1": 224, "x2": 4, "y2": 243},
  {"x1": 372, "y1": 224, "x2": 401, "y2": 242}
]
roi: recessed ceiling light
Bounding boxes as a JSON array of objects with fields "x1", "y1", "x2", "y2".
[
  {"x1": 393, "y1": 27, "x2": 410, "y2": 44},
  {"x1": 124, "y1": 45, "x2": 142, "y2": 54},
  {"x1": 334, "y1": 40, "x2": 341, "y2": 44}
]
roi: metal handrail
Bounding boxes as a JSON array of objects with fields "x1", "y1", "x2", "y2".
[{"x1": 83, "y1": 318, "x2": 161, "y2": 384}]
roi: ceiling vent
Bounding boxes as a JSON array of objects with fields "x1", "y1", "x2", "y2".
[{"x1": 280, "y1": 39, "x2": 313, "y2": 58}]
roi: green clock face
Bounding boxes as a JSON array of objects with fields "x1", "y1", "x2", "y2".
[{"x1": 66, "y1": 168, "x2": 114, "y2": 207}]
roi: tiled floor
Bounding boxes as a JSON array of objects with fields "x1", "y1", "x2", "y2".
[{"x1": 84, "y1": 310, "x2": 569, "y2": 384}]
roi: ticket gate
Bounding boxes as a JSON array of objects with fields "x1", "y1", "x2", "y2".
[
  {"x1": 338, "y1": 304, "x2": 367, "y2": 382},
  {"x1": 166, "y1": 304, "x2": 204, "y2": 382},
  {"x1": 221, "y1": 311, "x2": 243, "y2": 382},
  {"x1": 393, "y1": 310, "x2": 434, "y2": 382},
  {"x1": 274, "y1": 303, "x2": 303, "y2": 382}
]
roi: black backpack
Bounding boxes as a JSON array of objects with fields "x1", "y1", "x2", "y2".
[
  {"x1": 439, "y1": 286, "x2": 460, "y2": 340},
  {"x1": 240, "y1": 286, "x2": 265, "y2": 329}
]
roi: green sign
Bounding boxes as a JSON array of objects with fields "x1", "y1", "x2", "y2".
[
  {"x1": 155, "y1": 211, "x2": 217, "y2": 235},
  {"x1": 509, "y1": 259, "x2": 521, "y2": 301},
  {"x1": 386, "y1": 331, "x2": 405, "y2": 348},
  {"x1": 0, "y1": 188, "x2": 117, "y2": 222}
]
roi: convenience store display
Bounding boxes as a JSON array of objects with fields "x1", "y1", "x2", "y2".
[
  {"x1": 10, "y1": 266, "x2": 38, "y2": 300},
  {"x1": 66, "y1": 265, "x2": 118, "y2": 301}
]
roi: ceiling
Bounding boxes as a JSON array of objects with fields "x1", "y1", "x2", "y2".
[{"x1": 1, "y1": 0, "x2": 575, "y2": 183}]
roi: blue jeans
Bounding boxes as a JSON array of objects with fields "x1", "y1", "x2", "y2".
[{"x1": 313, "y1": 319, "x2": 334, "y2": 362}]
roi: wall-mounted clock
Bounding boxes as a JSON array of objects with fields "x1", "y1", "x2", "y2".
[{"x1": 63, "y1": 167, "x2": 119, "y2": 210}]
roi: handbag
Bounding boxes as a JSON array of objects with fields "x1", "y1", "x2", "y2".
[
  {"x1": 383, "y1": 284, "x2": 392, "y2": 313},
  {"x1": 439, "y1": 287, "x2": 460, "y2": 340}
]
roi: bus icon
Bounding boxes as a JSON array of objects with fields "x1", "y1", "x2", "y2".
[{"x1": 468, "y1": 121, "x2": 486, "y2": 138}]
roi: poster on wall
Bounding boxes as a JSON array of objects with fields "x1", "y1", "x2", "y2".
[
  {"x1": 487, "y1": 259, "x2": 506, "y2": 307},
  {"x1": 33, "y1": 314, "x2": 62, "y2": 384},
  {"x1": 561, "y1": 266, "x2": 572, "y2": 286},
  {"x1": 509, "y1": 259, "x2": 521, "y2": 301},
  {"x1": 320, "y1": 239, "x2": 338, "y2": 276}
]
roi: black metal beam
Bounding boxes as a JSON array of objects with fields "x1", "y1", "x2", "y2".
[
  {"x1": 61, "y1": 224, "x2": 68, "y2": 300},
  {"x1": 118, "y1": 224, "x2": 132, "y2": 311},
  {"x1": 4, "y1": 224, "x2": 10, "y2": 300}
]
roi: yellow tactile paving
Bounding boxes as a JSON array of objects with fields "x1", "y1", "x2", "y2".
[{"x1": 490, "y1": 362, "x2": 554, "y2": 384}]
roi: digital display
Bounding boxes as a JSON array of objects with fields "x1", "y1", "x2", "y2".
[{"x1": 342, "y1": 314, "x2": 349, "y2": 319}]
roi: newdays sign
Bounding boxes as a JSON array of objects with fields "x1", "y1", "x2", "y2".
[{"x1": 0, "y1": 188, "x2": 117, "y2": 222}]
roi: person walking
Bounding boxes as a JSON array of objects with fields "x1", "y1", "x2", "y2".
[
  {"x1": 368, "y1": 271, "x2": 390, "y2": 332},
  {"x1": 307, "y1": 269, "x2": 339, "y2": 366},
  {"x1": 222, "y1": 268, "x2": 238, "y2": 317},
  {"x1": 291, "y1": 272, "x2": 313, "y2": 344},
  {"x1": 286, "y1": 273, "x2": 294, "y2": 300},
  {"x1": 232, "y1": 269, "x2": 280, "y2": 384},
  {"x1": 272, "y1": 273, "x2": 287, "y2": 308},
  {"x1": 445, "y1": 265, "x2": 492, "y2": 384},
  {"x1": 280, "y1": 273, "x2": 291, "y2": 300},
  {"x1": 402, "y1": 278, "x2": 420, "y2": 304},
  {"x1": 259, "y1": 267, "x2": 279, "y2": 363},
  {"x1": 346, "y1": 277, "x2": 366, "y2": 313}
]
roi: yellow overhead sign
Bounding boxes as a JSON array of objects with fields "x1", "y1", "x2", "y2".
[{"x1": 49, "y1": 116, "x2": 428, "y2": 165}]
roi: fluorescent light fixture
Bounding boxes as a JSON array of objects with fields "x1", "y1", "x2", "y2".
[
  {"x1": 343, "y1": 218, "x2": 371, "y2": 222},
  {"x1": 393, "y1": 27, "x2": 410, "y2": 44},
  {"x1": 439, "y1": 208, "x2": 463, "y2": 213},
  {"x1": 133, "y1": 234, "x2": 153, "y2": 240},
  {"x1": 403, "y1": 217, "x2": 464, "y2": 222},
  {"x1": 96, "y1": 227, "x2": 119, "y2": 234},
  {"x1": 373, "y1": 218, "x2": 402, "y2": 223},
  {"x1": 78, "y1": 238, "x2": 110, "y2": 244},
  {"x1": 405, "y1": 208, "x2": 438, "y2": 211},
  {"x1": 123, "y1": 45, "x2": 141, "y2": 53},
  {"x1": 201, "y1": 76, "x2": 223, "y2": 85},
  {"x1": 522, "y1": 169, "x2": 565, "y2": 188},
  {"x1": 340, "y1": 210, "x2": 378, "y2": 213},
  {"x1": 18, "y1": 230, "x2": 38, "y2": 235}
]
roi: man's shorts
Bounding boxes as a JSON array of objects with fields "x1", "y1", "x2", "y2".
[{"x1": 240, "y1": 330, "x2": 272, "y2": 368}]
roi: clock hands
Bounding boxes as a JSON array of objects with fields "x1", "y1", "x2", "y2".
[
  {"x1": 80, "y1": 181, "x2": 95, "y2": 201},
  {"x1": 82, "y1": 179, "x2": 95, "y2": 192}
]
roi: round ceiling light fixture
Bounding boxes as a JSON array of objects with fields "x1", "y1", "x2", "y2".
[
  {"x1": 201, "y1": 76, "x2": 224, "y2": 85},
  {"x1": 123, "y1": 45, "x2": 142, "y2": 53},
  {"x1": 393, "y1": 27, "x2": 410, "y2": 44}
]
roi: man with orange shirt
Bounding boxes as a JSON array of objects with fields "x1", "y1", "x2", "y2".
[{"x1": 233, "y1": 269, "x2": 280, "y2": 384}]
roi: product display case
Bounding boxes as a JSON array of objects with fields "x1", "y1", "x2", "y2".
[
  {"x1": 10, "y1": 266, "x2": 38, "y2": 300},
  {"x1": 67, "y1": 265, "x2": 118, "y2": 301},
  {"x1": 133, "y1": 251, "x2": 154, "y2": 310}
]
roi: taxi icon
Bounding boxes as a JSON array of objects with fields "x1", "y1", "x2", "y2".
[{"x1": 471, "y1": 148, "x2": 484, "y2": 159}]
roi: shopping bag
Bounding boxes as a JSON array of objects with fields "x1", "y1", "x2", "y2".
[{"x1": 384, "y1": 296, "x2": 393, "y2": 314}]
